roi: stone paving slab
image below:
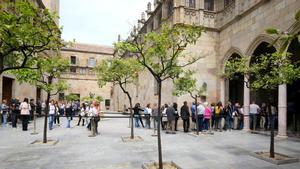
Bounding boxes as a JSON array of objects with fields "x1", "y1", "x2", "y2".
[{"x1": 0, "y1": 117, "x2": 300, "y2": 169}]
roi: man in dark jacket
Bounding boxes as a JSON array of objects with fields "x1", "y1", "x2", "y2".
[
  {"x1": 181, "y1": 101, "x2": 190, "y2": 132},
  {"x1": 166, "y1": 103, "x2": 176, "y2": 134}
]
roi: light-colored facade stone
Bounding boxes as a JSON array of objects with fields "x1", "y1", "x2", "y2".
[
  {"x1": 113, "y1": 0, "x2": 300, "y2": 134},
  {"x1": 60, "y1": 43, "x2": 114, "y2": 110}
]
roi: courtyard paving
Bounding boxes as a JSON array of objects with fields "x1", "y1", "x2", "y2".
[{"x1": 0, "y1": 117, "x2": 300, "y2": 169}]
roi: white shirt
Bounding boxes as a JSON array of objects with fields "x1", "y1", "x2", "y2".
[
  {"x1": 249, "y1": 104, "x2": 260, "y2": 114},
  {"x1": 49, "y1": 104, "x2": 55, "y2": 115},
  {"x1": 197, "y1": 104, "x2": 205, "y2": 115},
  {"x1": 20, "y1": 102, "x2": 31, "y2": 115},
  {"x1": 89, "y1": 107, "x2": 99, "y2": 117},
  {"x1": 144, "y1": 107, "x2": 152, "y2": 115}
]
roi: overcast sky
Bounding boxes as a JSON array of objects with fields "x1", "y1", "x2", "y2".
[{"x1": 60, "y1": 0, "x2": 149, "y2": 46}]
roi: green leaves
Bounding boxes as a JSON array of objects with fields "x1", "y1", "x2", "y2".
[
  {"x1": 96, "y1": 57, "x2": 142, "y2": 88},
  {"x1": 114, "y1": 23, "x2": 204, "y2": 82},
  {"x1": 0, "y1": 0, "x2": 64, "y2": 74},
  {"x1": 10, "y1": 55, "x2": 69, "y2": 93},
  {"x1": 266, "y1": 28, "x2": 279, "y2": 35}
]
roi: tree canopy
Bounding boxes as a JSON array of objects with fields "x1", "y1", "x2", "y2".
[{"x1": 0, "y1": 0, "x2": 64, "y2": 74}]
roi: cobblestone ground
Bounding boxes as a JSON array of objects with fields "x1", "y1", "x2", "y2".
[{"x1": 0, "y1": 116, "x2": 300, "y2": 169}]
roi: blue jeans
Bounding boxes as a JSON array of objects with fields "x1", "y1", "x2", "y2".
[
  {"x1": 2, "y1": 113, "x2": 7, "y2": 126},
  {"x1": 226, "y1": 116, "x2": 233, "y2": 130},
  {"x1": 48, "y1": 114, "x2": 54, "y2": 130},
  {"x1": 67, "y1": 117, "x2": 71, "y2": 128},
  {"x1": 134, "y1": 115, "x2": 140, "y2": 127},
  {"x1": 203, "y1": 118, "x2": 210, "y2": 130}
]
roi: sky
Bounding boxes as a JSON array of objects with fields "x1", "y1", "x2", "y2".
[{"x1": 60, "y1": 0, "x2": 149, "y2": 46}]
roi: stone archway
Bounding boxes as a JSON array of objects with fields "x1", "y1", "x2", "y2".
[
  {"x1": 224, "y1": 53, "x2": 244, "y2": 105},
  {"x1": 249, "y1": 42, "x2": 278, "y2": 130},
  {"x1": 287, "y1": 37, "x2": 300, "y2": 132}
]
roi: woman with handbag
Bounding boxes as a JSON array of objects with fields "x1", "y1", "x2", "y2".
[{"x1": 89, "y1": 100, "x2": 100, "y2": 137}]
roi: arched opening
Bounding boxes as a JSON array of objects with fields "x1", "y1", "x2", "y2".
[
  {"x1": 250, "y1": 42, "x2": 278, "y2": 130},
  {"x1": 287, "y1": 37, "x2": 300, "y2": 133},
  {"x1": 225, "y1": 53, "x2": 244, "y2": 105}
]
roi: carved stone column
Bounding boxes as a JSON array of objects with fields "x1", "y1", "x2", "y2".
[{"x1": 243, "y1": 76, "x2": 250, "y2": 131}]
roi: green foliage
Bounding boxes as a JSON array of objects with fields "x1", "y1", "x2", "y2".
[
  {"x1": 11, "y1": 56, "x2": 69, "y2": 94},
  {"x1": 173, "y1": 70, "x2": 207, "y2": 99},
  {"x1": 115, "y1": 23, "x2": 204, "y2": 81},
  {"x1": 81, "y1": 94, "x2": 103, "y2": 103},
  {"x1": 0, "y1": 0, "x2": 64, "y2": 74},
  {"x1": 96, "y1": 57, "x2": 141, "y2": 88},
  {"x1": 65, "y1": 94, "x2": 80, "y2": 102}
]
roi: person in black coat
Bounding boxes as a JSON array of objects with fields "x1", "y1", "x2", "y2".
[
  {"x1": 132, "y1": 103, "x2": 144, "y2": 128},
  {"x1": 166, "y1": 103, "x2": 176, "y2": 134},
  {"x1": 180, "y1": 101, "x2": 190, "y2": 132}
]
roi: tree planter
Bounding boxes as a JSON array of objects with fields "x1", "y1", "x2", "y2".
[
  {"x1": 30, "y1": 139, "x2": 59, "y2": 146},
  {"x1": 252, "y1": 152, "x2": 299, "y2": 165},
  {"x1": 121, "y1": 136, "x2": 143, "y2": 142},
  {"x1": 142, "y1": 161, "x2": 182, "y2": 169}
]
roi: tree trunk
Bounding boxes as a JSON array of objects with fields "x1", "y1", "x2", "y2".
[
  {"x1": 43, "y1": 76, "x2": 52, "y2": 143},
  {"x1": 157, "y1": 81, "x2": 163, "y2": 169},
  {"x1": 128, "y1": 97, "x2": 134, "y2": 139},
  {"x1": 269, "y1": 103, "x2": 275, "y2": 158},
  {"x1": 195, "y1": 96, "x2": 199, "y2": 135}
]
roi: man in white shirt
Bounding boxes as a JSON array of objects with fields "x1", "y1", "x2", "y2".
[
  {"x1": 249, "y1": 101, "x2": 260, "y2": 131},
  {"x1": 197, "y1": 102, "x2": 205, "y2": 132}
]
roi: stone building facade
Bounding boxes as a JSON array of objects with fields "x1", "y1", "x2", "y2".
[
  {"x1": 114, "y1": 0, "x2": 300, "y2": 136},
  {"x1": 60, "y1": 43, "x2": 114, "y2": 110},
  {"x1": 0, "y1": 0, "x2": 59, "y2": 103}
]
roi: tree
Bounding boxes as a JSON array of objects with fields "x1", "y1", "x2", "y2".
[
  {"x1": 224, "y1": 10, "x2": 300, "y2": 158},
  {"x1": 173, "y1": 70, "x2": 207, "y2": 135},
  {"x1": 12, "y1": 56, "x2": 69, "y2": 143},
  {"x1": 81, "y1": 93, "x2": 103, "y2": 104},
  {"x1": 96, "y1": 57, "x2": 141, "y2": 139},
  {"x1": 115, "y1": 23, "x2": 204, "y2": 169},
  {"x1": 65, "y1": 93, "x2": 80, "y2": 102},
  {"x1": 0, "y1": 0, "x2": 64, "y2": 75}
]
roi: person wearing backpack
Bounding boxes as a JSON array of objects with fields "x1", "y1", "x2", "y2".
[{"x1": 214, "y1": 101, "x2": 223, "y2": 131}]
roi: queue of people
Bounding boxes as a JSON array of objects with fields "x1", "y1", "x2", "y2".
[
  {"x1": 0, "y1": 98, "x2": 102, "y2": 137},
  {"x1": 127, "y1": 99, "x2": 279, "y2": 134}
]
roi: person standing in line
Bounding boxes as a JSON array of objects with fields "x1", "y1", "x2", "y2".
[
  {"x1": 20, "y1": 98, "x2": 31, "y2": 131},
  {"x1": 89, "y1": 100, "x2": 100, "y2": 137},
  {"x1": 173, "y1": 102, "x2": 179, "y2": 131},
  {"x1": 203, "y1": 102, "x2": 212, "y2": 131},
  {"x1": 36, "y1": 99, "x2": 42, "y2": 117},
  {"x1": 225, "y1": 101, "x2": 234, "y2": 131},
  {"x1": 260, "y1": 103, "x2": 267, "y2": 130},
  {"x1": 29, "y1": 99, "x2": 36, "y2": 121},
  {"x1": 10, "y1": 100, "x2": 18, "y2": 128},
  {"x1": 132, "y1": 103, "x2": 144, "y2": 128},
  {"x1": 214, "y1": 101, "x2": 223, "y2": 131},
  {"x1": 54, "y1": 101, "x2": 60, "y2": 126},
  {"x1": 1, "y1": 99, "x2": 9, "y2": 126},
  {"x1": 78, "y1": 103, "x2": 87, "y2": 126},
  {"x1": 180, "y1": 101, "x2": 190, "y2": 133},
  {"x1": 166, "y1": 103, "x2": 176, "y2": 134},
  {"x1": 197, "y1": 101, "x2": 205, "y2": 132},
  {"x1": 161, "y1": 104, "x2": 168, "y2": 130},
  {"x1": 191, "y1": 102, "x2": 197, "y2": 131},
  {"x1": 48, "y1": 100, "x2": 55, "y2": 130},
  {"x1": 144, "y1": 103, "x2": 152, "y2": 129},
  {"x1": 152, "y1": 103, "x2": 159, "y2": 130},
  {"x1": 249, "y1": 101, "x2": 260, "y2": 131},
  {"x1": 65, "y1": 102, "x2": 73, "y2": 128}
]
